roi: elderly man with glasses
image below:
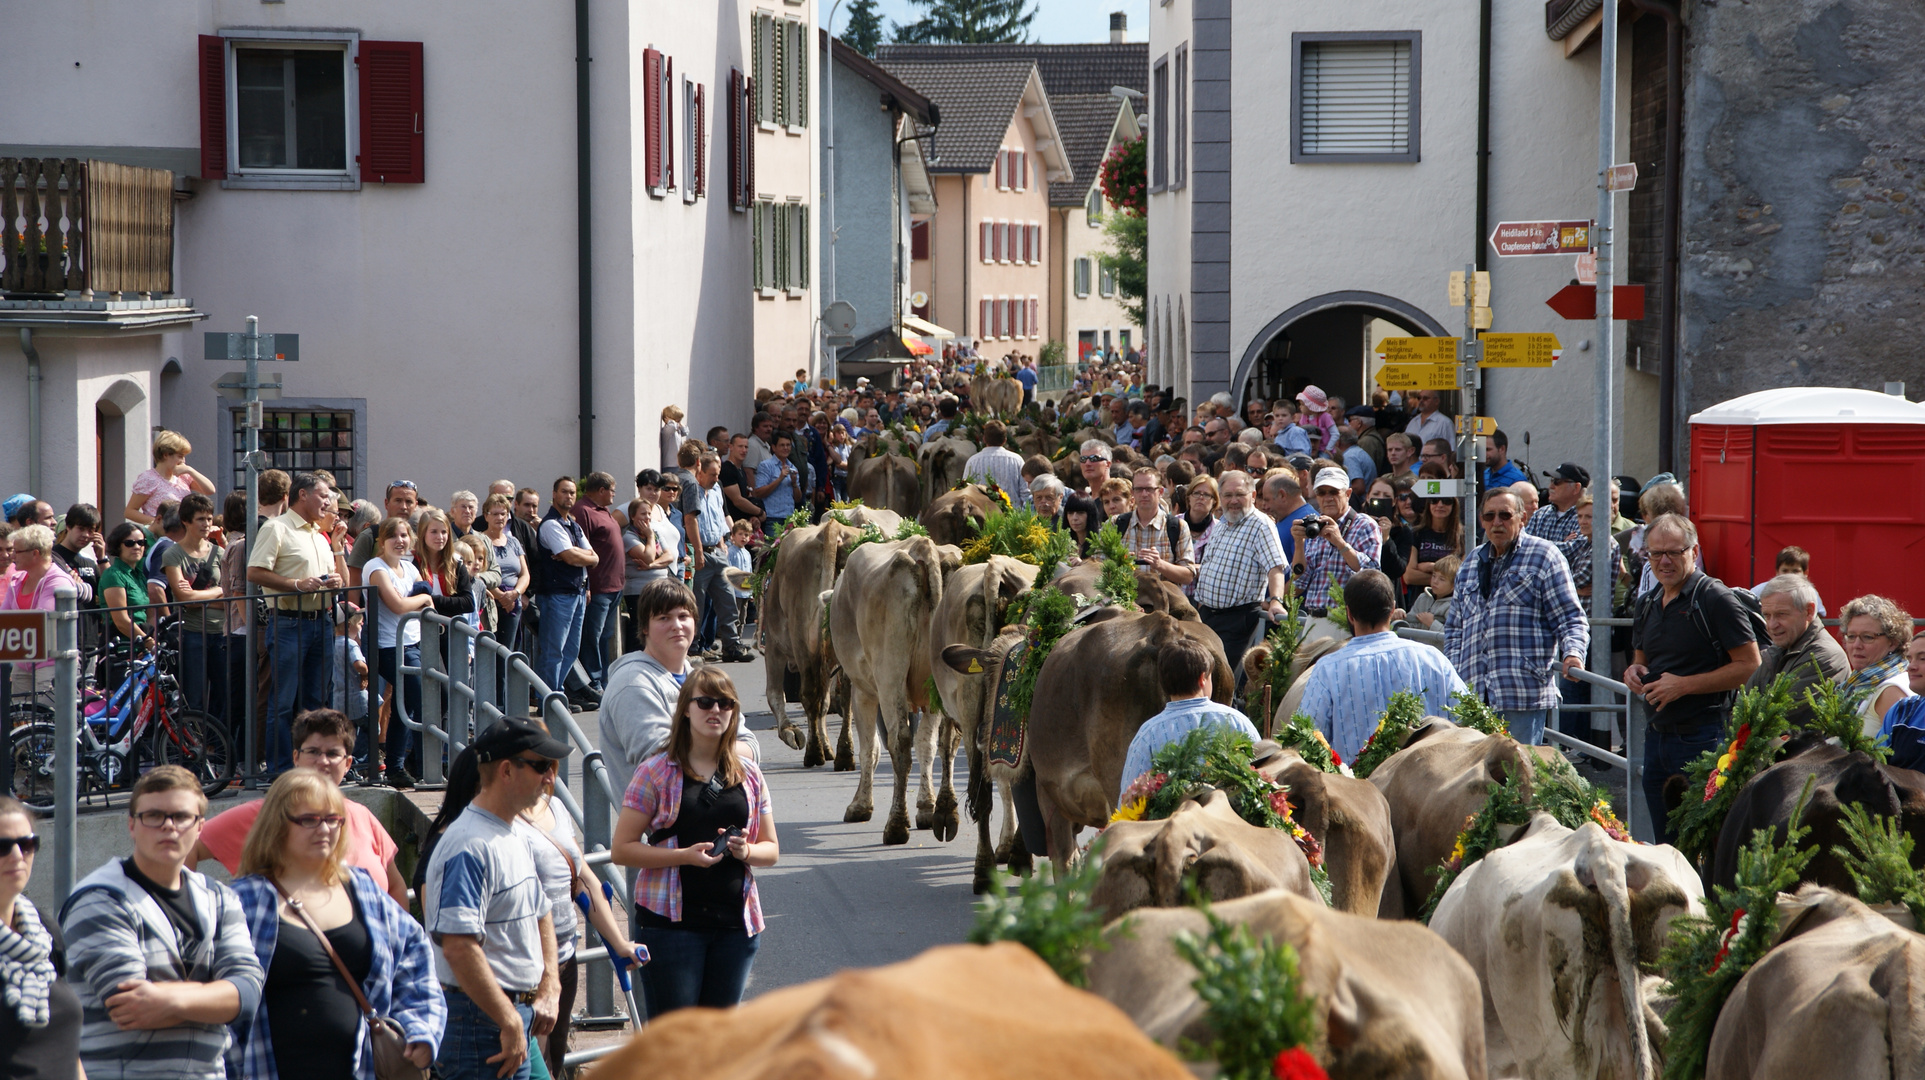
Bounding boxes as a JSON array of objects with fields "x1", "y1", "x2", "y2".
[
  {"x1": 1443, "y1": 488, "x2": 1589, "y2": 749},
  {"x1": 1745, "y1": 572, "x2": 1850, "y2": 727}
]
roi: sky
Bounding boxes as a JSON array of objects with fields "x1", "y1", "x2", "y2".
[{"x1": 829, "y1": 0, "x2": 1153, "y2": 46}]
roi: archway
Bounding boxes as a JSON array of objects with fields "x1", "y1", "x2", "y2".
[
  {"x1": 94, "y1": 378, "x2": 146, "y2": 528},
  {"x1": 1230, "y1": 291, "x2": 1449, "y2": 412}
]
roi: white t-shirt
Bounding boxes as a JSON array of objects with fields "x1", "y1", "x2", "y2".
[{"x1": 364, "y1": 555, "x2": 424, "y2": 648}]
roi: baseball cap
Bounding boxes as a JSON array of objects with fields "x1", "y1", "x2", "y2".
[
  {"x1": 1344, "y1": 405, "x2": 1376, "y2": 419},
  {"x1": 1285, "y1": 453, "x2": 1315, "y2": 471},
  {"x1": 472, "y1": 716, "x2": 572, "y2": 763},
  {"x1": 1544, "y1": 462, "x2": 1590, "y2": 486},
  {"x1": 1313, "y1": 467, "x2": 1351, "y2": 493}
]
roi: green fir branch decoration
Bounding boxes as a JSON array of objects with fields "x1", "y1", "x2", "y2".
[
  {"x1": 959, "y1": 507, "x2": 1067, "y2": 571},
  {"x1": 1257, "y1": 593, "x2": 1310, "y2": 707},
  {"x1": 1349, "y1": 690, "x2": 1426, "y2": 780},
  {"x1": 1668, "y1": 675, "x2": 1799, "y2": 866},
  {"x1": 1832, "y1": 803, "x2": 1925, "y2": 928},
  {"x1": 1658, "y1": 777, "x2": 1820, "y2": 1080},
  {"x1": 968, "y1": 841, "x2": 1112, "y2": 988},
  {"x1": 1003, "y1": 586, "x2": 1078, "y2": 722},
  {"x1": 1274, "y1": 712, "x2": 1340, "y2": 774},
  {"x1": 1447, "y1": 689, "x2": 1510, "y2": 738},
  {"x1": 1323, "y1": 573, "x2": 1350, "y2": 630},
  {"x1": 1530, "y1": 753, "x2": 1617, "y2": 833},
  {"x1": 1088, "y1": 521, "x2": 1139, "y2": 610},
  {"x1": 745, "y1": 507, "x2": 817, "y2": 601},
  {"x1": 1171, "y1": 898, "x2": 1321, "y2": 1080},
  {"x1": 1801, "y1": 678, "x2": 1891, "y2": 760}
]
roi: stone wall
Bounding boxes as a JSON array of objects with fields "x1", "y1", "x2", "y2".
[{"x1": 1680, "y1": 0, "x2": 1925, "y2": 426}]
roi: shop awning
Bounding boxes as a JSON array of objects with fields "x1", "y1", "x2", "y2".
[{"x1": 902, "y1": 314, "x2": 955, "y2": 339}]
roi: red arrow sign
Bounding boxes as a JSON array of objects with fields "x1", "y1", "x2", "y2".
[{"x1": 1546, "y1": 284, "x2": 1646, "y2": 321}]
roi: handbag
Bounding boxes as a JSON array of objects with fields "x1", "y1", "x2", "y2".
[{"x1": 273, "y1": 880, "x2": 428, "y2": 1080}]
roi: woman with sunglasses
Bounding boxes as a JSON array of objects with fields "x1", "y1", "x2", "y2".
[
  {"x1": 1404, "y1": 469, "x2": 1464, "y2": 598},
  {"x1": 0, "y1": 793, "x2": 85, "y2": 1080},
  {"x1": 229, "y1": 770, "x2": 443, "y2": 1080},
  {"x1": 612, "y1": 668, "x2": 778, "y2": 1015}
]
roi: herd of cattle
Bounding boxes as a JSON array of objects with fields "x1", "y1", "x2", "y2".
[{"x1": 740, "y1": 398, "x2": 1925, "y2": 1080}]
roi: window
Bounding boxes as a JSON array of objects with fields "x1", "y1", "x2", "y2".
[
  {"x1": 979, "y1": 221, "x2": 992, "y2": 263},
  {"x1": 979, "y1": 298, "x2": 991, "y2": 336},
  {"x1": 910, "y1": 220, "x2": 929, "y2": 261},
  {"x1": 751, "y1": 12, "x2": 809, "y2": 129},
  {"x1": 1151, "y1": 55, "x2": 1168, "y2": 191},
  {"x1": 236, "y1": 47, "x2": 347, "y2": 171},
  {"x1": 1086, "y1": 186, "x2": 1103, "y2": 225},
  {"x1": 1100, "y1": 265, "x2": 1116, "y2": 298},
  {"x1": 751, "y1": 199, "x2": 809, "y2": 292},
  {"x1": 1292, "y1": 32, "x2": 1421, "y2": 163},
  {"x1": 1074, "y1": 257, "x2": 1091, "y2": 297},
  {"x1": 1014, "y1": 150, "x2": 1027, "y2": 191},
  {"x1": 1173, "y1": 44, "x2": 1189, "y2": 188},
  {"x1": 235, "y1": 408, "x2": 357, "y2": 501}
]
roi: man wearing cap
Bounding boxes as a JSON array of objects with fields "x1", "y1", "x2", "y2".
[
  {"x1": 425, "y1": 717, "x2": 567, "y2": 1080},
  {"x1": 1527, "y1": 463, "x2": 1588, "y2": 542},
  {"x1": 1288, "y1": 468, "x2": 1383, "y2": 617},
  {"x1": 1403, "y1": 390, "x2": 1455, "y2": 447},
  {"x1": 1193, "y1": 471, "x2": 1288, "y2": 679},
  {"x1": 1346, "y1": 406, "x2": 1389, "y2": 476}
]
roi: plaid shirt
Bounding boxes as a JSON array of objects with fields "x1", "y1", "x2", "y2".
[
  {"x1": 1296, "y1": 510, "x2": 1382, "y2": 610},
  {"x1": 623, "y1": 752, "x2": 773, "y2": 934},
  {"x1": 1118, "y1": 508, "x2": 1195, "y2": 567},
  {"x1": 231, "y1": 867, "x2": 445, "y2": 1080},
  {"x1": 1444, "y1": 533, "x2": 1590, "y2": 710},
  {"x1": 1556, "y1": 531, "x2": 1622, "y2": 591},
  {"x1": 1193, "y1": 509, "x2": 1287, "y2": 609},
  {"x1": 1524, "y1": 502, "x2": 1582, "y2": 543}
]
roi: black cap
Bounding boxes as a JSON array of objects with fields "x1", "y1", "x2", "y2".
[
  {"x1": 1544, "y1": 462, "x2": 1590, "y2": 486},
  {"x1": 1286, "y1": 453, "x2": 1315, "y2": 470},
  {"x1": 472, "y1": 716, "x2": 572, "y2": 762},
  {"x1": 1344, "y1": 405, "x2": 1376, "y2": 419}
]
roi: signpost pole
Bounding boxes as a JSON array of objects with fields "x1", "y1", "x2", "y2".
[
  {"x1": 1591, "y1": 2, "x2": 1619, "y2": 684},
  {"x1": 53, "y1": 585, "x2": 77, "y2": 899},
  {"x1": 243, "y1": 316, "x2": 262, "y2": 788},
  {"x1": 1460, "y1": 263, "x2": 1480, "y2": 560}
]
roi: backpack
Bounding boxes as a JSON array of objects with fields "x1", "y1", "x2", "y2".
[
  {"x1": 1635, "y1": 573, "x2": 1768, "y2": 668},
  {"x1": 1113, "y1": 511, "x2": 1184, "y2": 560}
]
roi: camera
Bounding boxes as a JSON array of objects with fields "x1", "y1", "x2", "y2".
[
  {"x1": 1302, "y1": 515, "x2": 1326, "y2": 537},
  {"x1": 1365, "y1": 497, "x2": 1395, "y2": 520}
]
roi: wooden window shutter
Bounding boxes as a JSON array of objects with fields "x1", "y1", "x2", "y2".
[
  {"x1": 358, "y1": 40, "x2": 425, "y2": 183},
  {"x1": 663, "y1": 55, "x2": 676, "y2": 191},
  {"x1": 693, "y1": 83, "x2": 707, "y2": 197},
  {"x1": 979, "y1": 221, "x2": 990, "y2": 263},
  {"x1": 798, "y1": 203, "x2": 810, "y2": 287},
  {"x1": 1028, "y1": 297, "x2": 1039, "y2": 338},
  {"x1": 746, "y1": 76, "x2": 756, "y2": 195},
  {"x1": 198, "y1": 35, "x2": 227, "y2": 180},
  {"x1": 728, "y1": 69, "x2": 745, "y2": 208},
  {"x1": 752, "y1": 15, "x2": 770, "y2": 123},
  {"x1": 786, "y1": 20, "x2": 808, "y2": 126},
  {"x1": 643, "y1": 48, "x2": 664, "y2": 190},
  {"x1": 979, "y1": 298, "x2": 990, "y2": 335}
]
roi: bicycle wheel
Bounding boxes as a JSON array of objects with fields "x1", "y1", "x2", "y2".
[
  {"x1": 6, "y1": 723, "x2": 60, "y2": 811},
  {"x1": 150, "y1": 709, "x2": 234, "y2": 798}
]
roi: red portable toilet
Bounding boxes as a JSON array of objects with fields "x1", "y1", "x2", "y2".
[{"x1": 1688, "y1": 387, "x2": 1925, "y2": 617}]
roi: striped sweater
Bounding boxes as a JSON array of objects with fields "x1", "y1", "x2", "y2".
[{"x1": 58, "y1": 859, "x2": 265, "y2": 1080}]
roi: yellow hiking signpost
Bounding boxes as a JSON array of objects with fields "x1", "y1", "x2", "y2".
[
  {"x1": 1479, "y1": 332, "x2": 1563, "y2": 368},
  {"x1": 1374, "y1": 363, "x2": 1459, "y2": 390},
  {"x1": 1375, "y1": 337, "x2": 1459, "y2": 364}
]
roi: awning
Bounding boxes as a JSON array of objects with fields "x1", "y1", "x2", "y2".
[
  {"x1": 902, "y1": 314, "x2": 954, "y2": 339},
  {"x1": 902, "y1": 333, "x2": 935, "y2": 356}
]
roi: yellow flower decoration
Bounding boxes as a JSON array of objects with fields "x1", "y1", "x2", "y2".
[{"x1": 1110, "y1": 797, "x2": 1147, "y2": 823}]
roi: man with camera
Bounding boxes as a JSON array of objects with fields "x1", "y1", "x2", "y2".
[
  {"x1": 1287, "y1": 468, "x2": 1382, "y2": 618},
  {"x1": 246, "y1": 470, "x2": 348, "y2": 776}
]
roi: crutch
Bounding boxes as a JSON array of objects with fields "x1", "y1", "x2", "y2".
[{"x1": 576, "y1": 883, "x2": 648, "y2": 1030}]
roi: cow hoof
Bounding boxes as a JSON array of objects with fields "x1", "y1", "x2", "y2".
[
  {"x1": 915, "y1": 810, "x2": 934, "y2": 830},
  {"x1": 883, "y1": 815, "x2": 911, "y2": 846},
  {"x1": 778, "y1": 725, "x2": 807, "y2": 751},
  {"x1": 973, "y1": 874, "x2": 991, "y2": 895},
  {"x1": 834, "y1": 747, "x2": 855, "y2": 772},
  {"x1": 973, "y1": 853, "x2": 997, "y2": 894},
  {"x1": 801, "y1": 739, "x2": 824, "y2": 768},
  {"x1": 932, "y1": 812, "x2": 959, "y2": 843},
  {"x1": 844, "y1": 804, "x2": 873, "y2": 823},
  {"x1": 994, "y1": 838, "x2": 1015, "y2": 864},
  {"x1": 1008, "y1": 843, "x2": 1033, "y2": 877}
]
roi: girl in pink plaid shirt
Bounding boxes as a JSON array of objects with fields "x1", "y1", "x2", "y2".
[{"x1": 612, "y1": 668, "x2": 778, "y2": 1014}]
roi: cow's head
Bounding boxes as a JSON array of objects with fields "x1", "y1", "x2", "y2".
[{"x1": 1092, "y1": 791, "x2": 1306, "y2": 921}]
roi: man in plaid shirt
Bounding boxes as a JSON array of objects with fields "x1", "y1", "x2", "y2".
[
  {"x1": 1525, "y1": 461, "x2": 1587, "y2": 542},
  {"x1": 1287, "y1": 467, "x2": 1382, "y2": 615},
  {"x1": 1192, "y1": 471, "x2": 1287, "y2": 682},
  {"x1": 1445, "y1": 487, "x2": 1589, "y2": 745}
]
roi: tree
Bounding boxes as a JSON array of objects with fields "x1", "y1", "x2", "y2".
[
  {"x1": 891, "y1": 0, "x2": 1037, "y2": 45},
  {"x1": 1096, "y1": 135, "x2": 1147, "y2": 327},
  {"x1": 843, "y1": 0, "x2": 884, "y2": 57}
]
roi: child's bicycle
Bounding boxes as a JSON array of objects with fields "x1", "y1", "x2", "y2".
[{"x1": 7, "y1": 633, "x2": 234, "y2": 809}]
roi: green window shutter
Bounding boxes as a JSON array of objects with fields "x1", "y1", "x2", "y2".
[
  {"x1": 751, "y1": 202, "x2": 764, "y2": 288},
  {"x1": 789, "y1": 20, "x2": 809, "y2": 127},
  {"x1": 795, "y1": 203, "x2": 809, "y2": 288}
]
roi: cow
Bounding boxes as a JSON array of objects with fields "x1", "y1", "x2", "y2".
[
  {"x1": 1253, "y1": 744, "x2": 1394, "y2": 916},
  {"x1": 926, "y1": 555, "x2": 1039, "y2": 892},
  {"x1": 1709, "y1": 737, "x2": 1925, "y2": 894},
  {"x1": 848, "y1": 450, "x2": 921, "y2": 517},
  {"x1": 1704, "y1": 885, "x2": 1925, "y2": 1080},
  {"x1": 1053, "y1": 559, "x2": 1200, "y2": 622},
  {"x1": 826, "y1": 503, "x2": 903, "y2": 534},
  {"x1": 1090, "y1": 789, "x2": 1319, "y2": 921},
  {"x1": 759, "y1": 518, "x2": 865, "y2": 768},
  {"x1": 828, "y1": 535, "x2": 955, "y2": 845},
  {"x1": 1430, "y1": 813, "x2": 1705, "y2": 1080},
  {"x1": 1089, "y1": 889, "x2": 1487, "y2": 1080},
  {"x1": 920, "y1": 484, "x2": 995, "y2": 547},
  {"x1": 918, "y1": 434, "x2": 976, "y2": 507},
  {"x1": 1243, "y1": 633, "x2": 1350, "y2": 730},
  {"x1": 596, "y1": 941, "x2": 1196, "y2": 1080},
  {"x1": 1367, "y1": 722, "x2": 1545, "y2": 918}
]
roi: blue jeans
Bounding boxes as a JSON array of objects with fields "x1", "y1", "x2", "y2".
[
  {"x1": 535, "y1": 591, "x2": 586, "y2": 692},
  {"x1": 379, "y1": 643, "x2": 423, "y2": 774},
  {"x1": 1642, "y1": 723, "x2": 1725, "y2": 846},
  {"x1": 578, "y1": 592, "x2": 620, "y2": 691},
  {"x1": 635, "y1": 922, "x2": 760, "y2": 1015},
  {"x1": 179, "y1": 629, "x2": 227, "y2": 726},
  {"x1": 267, "y1": 614, "x2": 331, "y2": 773},
  {"x1": 438, "y1": 989, "x2": 534, "y2": 1080},
  {"x1": 691, "y1": 558, "x2": 740, "y2": 652},
  {"x1": 1500, "y1": 709, "x2": 1548, "y2": 746}
]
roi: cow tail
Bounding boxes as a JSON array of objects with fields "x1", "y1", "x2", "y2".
[{"x1": 1596, "y1": 842, "x2": 1655, "y2": 1080}]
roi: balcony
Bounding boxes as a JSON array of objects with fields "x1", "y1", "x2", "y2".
[{"x1": 0, "y1": 157, "x2": 203, "y2": 333}]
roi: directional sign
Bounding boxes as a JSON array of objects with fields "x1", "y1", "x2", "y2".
[
  {"x1": 0, "y1": 611, "x2": 50, "y2": 662},
  {"x1": 204, "y1": 332, "x2": 300, "y2": 362},
  {"x1": 1479, "y1": 333, "x2": 1563, "y2": 368},
  {"x1": 1471, "y1": 306, "x2": 1493, "y2": 330},
  {"x1": 1575, "y1": 251, "x2": 1597, "y2": 285},
  {"x1": 1375, "y1": 336, "x2": 1459, "y2": 365},
  {"x1": 1415, "y1": 478, "x2": 1465, "y2": 499},
  {"x1": 1455, "y1": 415, "x2": 1498, "y2": 437},
  {"x1": 1546, "y1": 284, "x2": 1647, "y2": 321},
  {"x1": 1375, "y1": 363, "x2": 1459, "y2": 391},
  {"x1": 1448, "y1": 271, "x2": 1490, "y2": 308},
  {"x1": 1489, "y1": 219, "x2": 1593, "y2": 257},
  {"x1": 1607, "y1": 163, "x2": 1639, "y2": 193}
]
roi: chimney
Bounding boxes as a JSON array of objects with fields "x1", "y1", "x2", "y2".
[{"x1": 1110, "y1": 11, "x2": 1127, "y2": 44}]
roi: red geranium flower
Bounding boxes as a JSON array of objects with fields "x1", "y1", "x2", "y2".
[{"x1": 1273, "y1": 1046, "x2": 1328, "y2": 1080}]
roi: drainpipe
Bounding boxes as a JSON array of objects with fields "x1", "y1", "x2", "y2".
[
  {"x1": 21, "y1": 328, "x2": 41, "y2": 495},
  {"x1": 1475, "y1": 0, "x2": 1493, "y2": 272},
  {"x1": 824, "y1": 3, "x2": 845, "y2": 388},
  {"x1": 575, "y1": 0, "x2": 594, "y2": 476},
  {"x1": 1630, "y1": 0, "x2": 1683, "y2": 473}
]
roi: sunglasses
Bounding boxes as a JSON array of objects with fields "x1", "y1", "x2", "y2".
[
  {"x1": 0, "y1": 834, "x2": 40, "y2": 857},
  {"x1": 1081, "y1": 455, "x2": 1110, "y2": 463},
  {"x1": 691, "y1": 695, "x2": 737, "y2": 712},
  {"x1": 389, "y1": 480, "x2": 418, "y2": 491},
  {"x1": 285, "y1": 813, "x2": 346, "y2": 830},
  {"x1": 122, "y1": 539, "x2": 147, "y2": 549},
  {"x1": 510, "y1": 756, "x2": 559, "y2": 775},
  {"x1": 1480, "y1": 510, "x2": 1517, "y2": 522}
]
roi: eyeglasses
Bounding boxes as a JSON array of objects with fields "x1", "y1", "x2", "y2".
[
  {"x1": 1647, "y1": 548, "x2": 1689, "y2": 562},
  {"x1": 691, "y1": 695, "x2": 737, "y2": 712},
  {"x1": 297, "y1": 746, "x2": 350, "y2": 763},
  {"x1": 1480, "y1": 510, "x2": 1517, "y2": 523},
  {"x1": 0, "y1": 834, "x2": 40, "y2": 857},
  {"x1": 285, "y1": 813, "x2": 346, "y2": 831},
  {"x1": 133, "y1": 810, "x2": 203, "y2": 830},
  {"x1": 1843, "y1": 633, "x2": 1891, "y2": 645}
]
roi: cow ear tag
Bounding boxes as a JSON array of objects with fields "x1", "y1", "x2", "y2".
[{"x1": 967, "y1": 658, "x2": 984, "y2": 673}]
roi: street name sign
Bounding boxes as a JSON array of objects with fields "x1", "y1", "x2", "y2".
[
  {"x1": 1546, "y1": 284, "x2": 1646, "y2": 321},
  {"x1": 0, "y1": 611, "x2": 50, "y2": 662},
  {"x1": 1375, "y1": 337, "x2": 1459, "y2": 364},
  {"x1": 1607, "y1": 163, "x2": 1639, "y2": 192},
  {"x1": 1479, "y1": 333, "x2": 1563, "y2": 368},
  {"x1": 1375, "y1": 364, "x2": 1459, "y2": 391},
  {"x1": 1489, "y1": 220, "x2": 1592, "y2": 257}
]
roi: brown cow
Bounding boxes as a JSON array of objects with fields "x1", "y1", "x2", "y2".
[
  {"x1": 1709, "y1": 737, "x2": 1925, "y2": 894},
  {"x1": 597, "y1": 941, "x2": 1194, "y2": 1080},
  {"x1": 828, "y1": 535, "x2": 952, "y2": 844},
  {"x1": 1054, "y1": 559, "x2": 1200, "y2": 622},
  {"x1": 1090, "y1": 789, "x2": 1318, "y2": 921},
  {"x1": 918, "y1": 434, "x2": 976, "y2": 507},
  {"x1": 1367, "y1": 722, "x2": 1544, "y2": 918},
  {"x1": 1089, "y1": 889, "x2": 1488, "y2": 1080},
  {"x1": 977, "y1": 376, "x2": 1024, "y2": 417},
  {"x1": 848, "y1": 451, "x2": 921, "y2": 517},
  {"x1": 1253, "y1": 744, "x2": 1394, "y2": 916},
  {"x1": 1706, "y1": 885, "x2": 1925, "y2": 1080},
  {"x1": 759, "y1": 518, "x2": 864, "y2": 768},
  {"x1": 920, "y1": 484, "x2": 995, "y2": 547}
]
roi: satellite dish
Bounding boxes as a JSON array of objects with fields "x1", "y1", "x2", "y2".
[
  {"x1": 910, "y1": 291, "x2": 929, "y2": 309},
  {"x1": 823, "y1": 300, "x2": 858, "y2": 336}
]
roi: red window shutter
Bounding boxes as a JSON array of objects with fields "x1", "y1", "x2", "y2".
[
  {"x1": 979, "y1": 221, "x2": 990, "y2": 263},
  {"x1": 198, "y1": 35, "x2": 226, "y2": 180},
  {"x1": 1028, "y1": 297, "x2": 1039, "y2": 337},
  {"x1": 910, "y1": 220, "x2": 928, "y2": 260},
  {"x1": 693, "y1": 83, "x2": 706, "y2": 197},
  {"x1": 358, "y1": 41, "x2": 425, "y2": 183},
  {"x1": 643, "y1": 48, "x2": 663, "y2": 189}
]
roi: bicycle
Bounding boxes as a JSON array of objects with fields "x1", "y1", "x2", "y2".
[{"x1": 8, "y1": 634, "x2": 234, "y2": 809}]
